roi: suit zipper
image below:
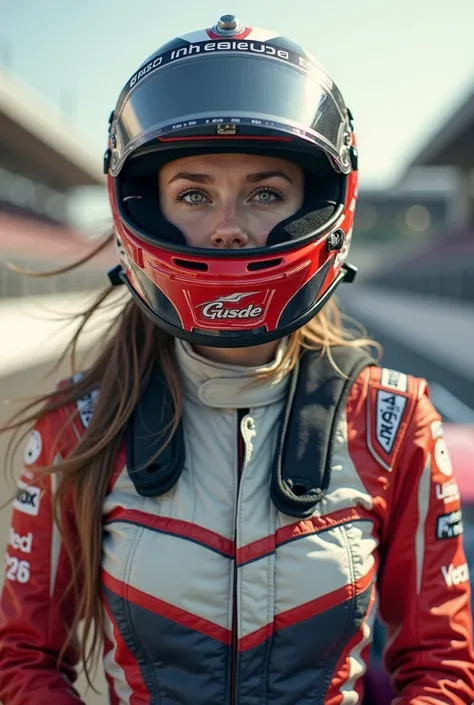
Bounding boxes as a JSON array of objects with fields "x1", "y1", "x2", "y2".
[{"x1": 231, "y1": 408, "x2": 248, "y2": 705}]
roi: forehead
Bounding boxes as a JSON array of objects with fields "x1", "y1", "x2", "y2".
[{"x1": 160, "y1": 152, "x2": 300, "y2": 174}]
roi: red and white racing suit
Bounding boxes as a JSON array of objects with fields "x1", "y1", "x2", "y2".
[{"x1": 1, "y1": 339, "x2": 474, "y2": 704}]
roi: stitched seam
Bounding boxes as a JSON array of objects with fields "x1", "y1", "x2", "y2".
[
  {"x1": 123, "y1": 524, "x2": 163, "y2": 704},
  {"x1": 260, "y1": 507, "x2": 277, "y2": 705},
  {"x1": 313, "y1": 524, "x2": 358, "y2": 703}
]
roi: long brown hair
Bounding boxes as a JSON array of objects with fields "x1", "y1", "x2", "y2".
[{"x1": 1, "y1": 232, "x2": 380, "y2": 687}]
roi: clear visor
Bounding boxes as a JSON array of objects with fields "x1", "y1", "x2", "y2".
[{"x1": 110, "y1": 48, "x2": 351, "y2": 176}]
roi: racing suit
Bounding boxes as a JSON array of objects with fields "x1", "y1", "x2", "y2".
[{"x1": 1, "y1": 338, "x2": 474, "y2": 704}]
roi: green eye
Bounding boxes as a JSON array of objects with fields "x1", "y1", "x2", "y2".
[
  {"x1": 253, "y1": 187, "x2": 282, "y2": 204},
  {"x1": 257, "y1": 191, "x2": 274, "y2": 201},
  {"x1": 177, "y1": 189, "x2": 208, "y2": 206},
  {"x1": 185, "y1": 191, "x2": 205, "y2": 204}
]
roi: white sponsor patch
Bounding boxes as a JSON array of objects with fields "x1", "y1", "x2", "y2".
[
  {"x1": 76, "y1": 389, "x2": 99, "y2": 429},
  {"x1": 380, "y1": 368, "x2": 408, "y2": 392},
  {"x1": 376, "y1": 391, "x2": 407, "y2": 453},
  {"x1": 436, "y1": 480, "x2": 460, "y2": 504},
  {"x1": 13, "y1": 482, "x2": 41, "y2": 516},
  {"x1": 430, "y1": 420, "x2": 444, "y2": 440},
  {"x1": 197, "y1": 292, "x2": 263, "y2": 320},
  {"x1": 24, "y1": 429, "x2": 42, "y2": 465},
  {"x1": 442, "y1": 562, "x2": 469, "y2": 587},
  {"x1": 434, "y1": 437, "x2": 453, "y2": 477},
  {"x1": 8, "y1": 528, "x2": 33, "y2": 553}
]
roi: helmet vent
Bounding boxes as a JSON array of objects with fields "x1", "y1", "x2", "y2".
[
  {"x1": 247, "y1": 258, "x2": 282, "y2": 272},
  {"x1": 173, "y1": 258, "x2": 209, "y2": 272}
]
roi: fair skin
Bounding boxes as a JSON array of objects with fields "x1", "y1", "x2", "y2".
[{"x1": 159, "y1": 153, "x2": 304, "y2": 366}]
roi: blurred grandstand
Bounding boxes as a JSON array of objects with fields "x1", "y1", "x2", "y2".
[
  {"x1": 357, "y1": 85, "x2": 474, "y2": 301},
  {"x1": 0, "y1": 66, "x2": 112, "y2": 298}
]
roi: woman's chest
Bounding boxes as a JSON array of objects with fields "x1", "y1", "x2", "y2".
[{"x1": 101, "y1": 405, "x2": 379, "y2": 637}]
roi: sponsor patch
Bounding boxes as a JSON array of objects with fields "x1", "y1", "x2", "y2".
[
  {"x1": 435, "y1": 480, "x2": 460, "y2": 505},
  {"x1": 24, "y1": 429, "x2": 42, "y2": 465},
  {"x1": 380, "y1": 368, "x2": 408, "y2": 392},
  {"x1": 442, "y1": 562, "x2": 469, "y2": 587},
  {"x1": 376, "y1": 391, "x2": 407, "y2": 454},
  {"x1": 76, "y1": 389, "x2": 99, "y2": 429},
  {"x1": 8, "y1": 528, "x2": 33, "y2": 553},
  {"x1": 433, "y1": 437, "x2": 453, "y2": 477},
  {"x1": 13, "y1": 482, "x2": 41, "y2": 517},
  {"x1": 436, "y1": 509, "x2": 463, "y2": 540},
  {"x1": 430, "y1": 420, "x2": 444, "y2": 440},
  {"x1": 197, "y1": 292, "x2": 263, "y2": 321}
]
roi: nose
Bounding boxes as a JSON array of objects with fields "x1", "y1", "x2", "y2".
[{"x1": 209, "y1": 207, "x2": 249, "y2": 249}]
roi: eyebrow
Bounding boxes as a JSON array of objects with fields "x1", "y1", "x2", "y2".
[{"x1": 167, "y1": 170, "x2": 294, "y2": 185}]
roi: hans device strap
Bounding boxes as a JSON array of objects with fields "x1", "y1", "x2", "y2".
[
  {"x1": 125, "y1": 347, "x2": 377, "y2": 517},
  {"x1": 270, "y1": 347, "x2": 376, "y2": 517}
]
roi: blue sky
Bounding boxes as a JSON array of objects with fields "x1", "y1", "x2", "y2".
[{"x1": 2, "y1": 0, "x2": 473, "y2": 193}]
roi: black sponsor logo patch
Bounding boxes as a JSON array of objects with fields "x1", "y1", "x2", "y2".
[
  {"x1": 436, "y1": 509, "x2": 463, "y2": 540},
  {"x1": 13, "y1": 483, "x2": 41, "y2": 516}
]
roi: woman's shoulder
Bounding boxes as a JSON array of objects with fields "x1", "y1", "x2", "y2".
[
  {"x1": 58, "y1": 371, "x2": 100, "y2": 432},
  {"x1": 348, "y1": 364, "x2": 436, "y2": 474},
  {"x1": 28, "y1": 370, "x2": 101, "y2": 463}
]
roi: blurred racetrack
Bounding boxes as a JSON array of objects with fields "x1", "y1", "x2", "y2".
[{"x1": 338, "y1": 286, "x2": 474, "y2": 422}]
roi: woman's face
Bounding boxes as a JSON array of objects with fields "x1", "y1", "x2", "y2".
[{"x1": 159, "y1": 153, "x2": 304, "y2": 249}]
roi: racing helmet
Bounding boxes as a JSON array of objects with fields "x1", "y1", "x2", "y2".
[{"x1": 105, "y1": 14, "x2": 360, "y2": 348}]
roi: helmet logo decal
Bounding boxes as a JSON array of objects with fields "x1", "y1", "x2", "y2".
[
  {"x1": 127, "y1": 40, "x2": 309, "y2": 91},
  {"x1": 197, "y1": 292, "x2": 263, "y2": 320}
]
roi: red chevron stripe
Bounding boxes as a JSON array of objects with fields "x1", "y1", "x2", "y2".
[
  {"x1": 275, "y1": 565, "x2": 375, "y2": 630},
  {"x1": 105, "y1": 507, "x2": 235, "y2": 557},
  {"x1": 325, "y1": 582, "x2": 378, "y2": 705},
  {"x1": 102, "y1": 570, "x2": 232, "y2": 646},
  {"x1": 103, "y1": 590, "x2": 150, "y2": 703},
  {"x1": 240, "y1": 622, "x2": 275, "y2": 652},
  {"x1": 240, "y1": 565, "x2": 376, "y2": 652},
  {"x1": 237, "y1": 506, "x2": 372, "y2": 565},
  {"x1": 102, "y1": 632, "x2": 121, "y2": 705}
]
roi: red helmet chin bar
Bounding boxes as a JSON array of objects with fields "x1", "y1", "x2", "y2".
[
  {"x1": 107, "y1": 144, "x2": 358, "y2": 348},
  {"x1": 108, "y1": 258, "x2": 357, "y2": 348},
  {"x1": 105, "y1": 20, "x2": 360, "y2": 347}
]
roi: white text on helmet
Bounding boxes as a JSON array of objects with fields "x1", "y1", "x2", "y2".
[
  {"x1": 129, "y1": 41, "x2": 298, "y2": 89},
  {"x1": 200, "y1": 302, "x2": 263, "y2": 320}
]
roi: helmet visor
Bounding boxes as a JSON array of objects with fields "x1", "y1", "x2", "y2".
[{"x1": 110, "y1": 44, "x2": 351, "y2": 176}]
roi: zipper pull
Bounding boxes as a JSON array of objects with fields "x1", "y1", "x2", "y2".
[{"x1": 240, "y1": 415, "x2": 256, "y2": 467}]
